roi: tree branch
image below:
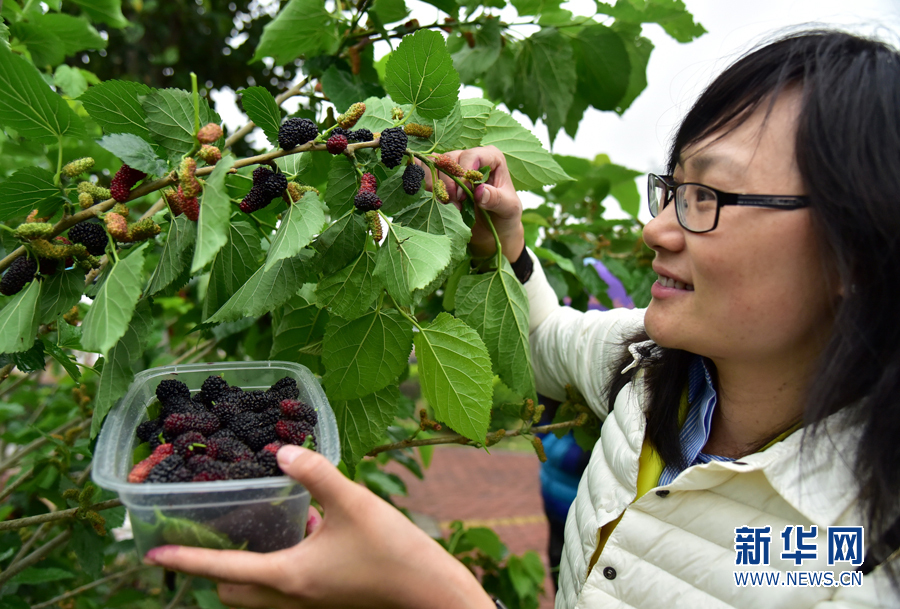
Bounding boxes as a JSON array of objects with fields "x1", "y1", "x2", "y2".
[
  {"x1": 366, "y1": 418, "x2": 584, "y2": 457},
  {"x1": 0, "y1": 418, "x2": 89, "y2": 473},
  {"x1": 30, "y1": 565, "x2": 150, "y2": 609},
  {"x1": 0, "y1": 466, "x2": 34, "y2": 503},
  {"x1": 0, "y1": 529, "x2": 72, "y2": 588},
  {"x1": 0, "y1": 498, "x2": 122, "y2": 532},
  {"x1": 163, "y1": 575, "x2": 194, "y2": 609}
]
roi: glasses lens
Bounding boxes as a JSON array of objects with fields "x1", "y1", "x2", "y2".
[
  {"x1": 676, "y1": 184, "x2": 718, "y2": 232},
  {"x1": 647, "y1": 175, "x2": 666, "y2": 217}
]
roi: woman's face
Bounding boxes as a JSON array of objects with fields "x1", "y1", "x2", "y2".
[{"x1": 642, "y1": 91, "x2": 837, "y2": 368}]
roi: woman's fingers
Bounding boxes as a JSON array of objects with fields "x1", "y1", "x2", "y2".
[
  {"x1": 276, "y1": 446, "x2": 356, "y2": 510},
  {"x1": 143, "y1": 546, "x2": 275, "y2": 586}
]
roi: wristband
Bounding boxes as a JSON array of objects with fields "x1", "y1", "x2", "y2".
[{"x1": 510, "y1": 242, "x2": 533, "y2": 284}]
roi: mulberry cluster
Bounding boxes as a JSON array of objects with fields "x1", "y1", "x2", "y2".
[
  {"x1": 348, "y1": 129, "x2": 373, "y2": 143},
  {"x1": 337, "y1": 102, "x2": 366, "y2": 129},
  {"x1": 198, "y1": 145, "x2": 222, "y2": 165},
  {"x1": 110, "y1": 164, "x2": 146, "y2": 202},
  {"x1": 240, "y1": 167, "x2": 288, "y2": 214},
  {"x1": 0, "y1": 256, "x2": 37, "y2": 296},
  {"x1": 67, "y1": 221, "x2": 108, "y2": 256},
  {"x1": 278, "y1": 118, "x2": 318, "y2": 150},
  {"x1": 402, "y1": 164, "x2": 425, "y2": 195},
  {"x1": 197, "y1": 122, "x2": 224, "y2": 144},
  {"x1": 379, "y1": 127, "x2": 408, "y2": 169},
  {"x1": 62, "y1": 157, "x2": 95, "y2": 177},
  {"x1": 433, "y1": 154, "x2": 466, "y2": 178},
  {"x1": 128, "y1": 375, "x2": 319, "y2": 484},
  {"x1": 404, "y1": 123, "x2": 434, "y2": 139},
  {"x1": 354, "y1": 172, "x2": 381, "y2": 212}
]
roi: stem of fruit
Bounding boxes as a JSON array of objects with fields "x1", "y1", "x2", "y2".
[{"x1": 191, "y1": 72, "x2": 200, "y2": 135}]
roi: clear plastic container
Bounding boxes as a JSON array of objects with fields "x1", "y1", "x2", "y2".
[{"x1": 92, "y1": 361, "x2": 340, "y2": 555}]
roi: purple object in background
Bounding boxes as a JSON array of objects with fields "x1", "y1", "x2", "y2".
[{"x1": 585, "y1": 258, "x2": 634, "y2": 310}]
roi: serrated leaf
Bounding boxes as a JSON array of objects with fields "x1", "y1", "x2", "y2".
[
  {"x1": 448, "y1": 18, "x2": 502, "y2": 84},
  {"x1": 315, "y1": 252, "x2": 380, "y2": 320},
  {"x1": 71, "y1": 0, "x2": 129, "y2": 28},
  {"x1": 0, "y1": 278, "x2": 42, "y2": 354},
  {"x1": 142, "y1": 88, "x2": 220, "y2": 161},
  {"x1": 148, "y1": 215, "x2": 196, "y2": 295},
  {"x1": 201, "y1": 252, "x2": 313, "y2": 328},
  {"x1": 533, "y1": 245, "x2": 577, "y2": 274},
  {"x1": 323, "y1": 308, "x2": 413, "y2": 400},
  {"x1": 0, "y1": 166, "x2": 65, "y2": 222},
  {"x1": 91, "y1": 299, "x2": 151, "y2": 437},
  {"x1": 10, "y1": 21, "x2": 67, "y2": 67},
  {"x1": 353, "y1": 96, "x2": 395, "y2": 133},
  {"x1": 203, "y1": 221, "x2": 262, "y2": 319},
  {"x1": 34, "y1": 13, "x2": 106, "y2": 57},
  {"x1": 98, "y1": 133, "x2": 168, "y2": 176},
  {"x1": 265, "y1": 191, "x2": 327, "y2": 272},
  {"x1": 455, "y1": 260, "x2": 536, "y2": 399},
  {"x1": 314, "y1": 212, "x2": 367, "y2": 276},
  {"x1": 253, "y1": 0, "x2": 340, "y2": 64},
  {"x1": 0, "y1": 338, "x2": 45, "y2": 372},
  {"x1": 41, "y1": 338, "x2": 81, "y2": 382},
  {"x1": 270, "y1": 294, "x2": 329, "y2": 368},
  {"x1": 374, "y1": 223, "x2": 452, "y2": 306},
  {"x1": 385, "y1": 30, "x2": 460, "y2": 120},
  {"x1": 39, "y1": 271, "x2": 83, "y2": 324},
  {"x1": 571, "y1": 23, "x2": 630, "y2": 112},
  {"x1": 406, "y1": 101, "x2": 463, "y2": 153},
  {"x1": 191, "y1": 156, "x2": 236, "y2": 273},
  {"x1": 413, "y1": 312, "x2": 492, "y2": 442},
  {"x1": 240, "y1": 86, "x2": 282, "y2": 146},
  {"x1": 371, "y1": 164, "x2": 423, "y2": 216},
  {"x1": 458, "y1": 98, "x2": 492, "y2": 149},
  {"x1": 419, "y1": 0, "x2": 458, "y2": 18},
  {"x1": 334, "y1": 386, "x2": 401, "y2": 478},
  {"x1": 373, "y1": 0, "x2": 409, "y2": 23},
  {"x1": 595, "y1": 0, "x2": 705, "y2": 43},
  {"x1": 393, "y1": 192, "x2": 471, "y2": 255},
  {"x1": 321, "y1": 67, "x2": 385, "y2": 117},
  {"x1": 53, "y1": 64, "x2": 88, "y2": 99},
  {"x1": 0, "y1": 43, "x2": 85, "y2": 143},
  {"x1": 81, "y1": 243, "x2": 147, "y2": 355},
  {"x1": 70, "y1": 524, "x2": 103, "y2": 579},
  {"x1": 480, "y1": 109, "x2": 571, "y2": 190},
  {"x1": 8, "y1": 567, "x2": 74, "y2": 585},
  {"x1": 79, "y1": 80, "x2": 153, "y2": 140},
  {"x1": 515, "y1": 28, "x2": 576, "y2": 142},
  {"x1": 324, "y1": 159, "x2": 359, "y2": 217}
]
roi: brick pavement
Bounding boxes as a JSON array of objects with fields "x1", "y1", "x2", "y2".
[{"x1": 384, "y1": 445, "x2": 556, "y2": 609}]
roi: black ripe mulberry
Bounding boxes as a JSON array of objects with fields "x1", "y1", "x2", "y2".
[
  {"x1": 239, "y1": 390, "x2": 277, "y2": 413},
  {"x1": 256, "y1": 450, "x2": 281, "y2": 476},
  {"x1": 240, "y1": 186, "x2": 268, "y2": 214},
  {"x1": 110, "y1": 164, "x2": 147, "y2": 202},
  {"x1": 252, "y1": 166, "x2": 274, "y2": 186},
  {"x1": 136, "y1": 419, "x2": 163, "y2": 443},
  {"x1": 261, "y1": 172, "x2": 288, "y2": 200},
  {"x1": 348, "y1": 128, "x2": 373, "y2": 143},
  {"x1": 402, "y1": 164, "x2": 425, "y2": 195},
  {"x1": 354, "y1": 190, "x2": 382, "y2": 212},
  {"x1": 229, "y1": 460, "x2": 269, "y2": 480},
  {"x1": 173, "y1": 431, "x2": 208, "y2": 458},
  {"x1": 164, "y1": 412, "x2": 220, "y2": 437},
  {"x1": 268, "y1": 377, "x2": 299, "y2": 401},
  {"x1": 280, "y1": 399, "x2": 318, "y2": 425},
  {"x1": 275, "y1": 420, "x2": 315, "y2": 445},
  {"x1": 379, "y1": 127, "x2": 408, "y2": 169},
  {"x1": 67, "y1": 221, "x2": 108, "y2": 256},
  {"x1": 156, "y1": 379, "x2": 191, "y2": 403},
  {"x1": 326, "y1": 134, "x2": 348, "y2": 155},
  {"x1": 146, "y1": 454, "x2": 189, "y2": 483},
  {"x1": 278, "y1": 118, "x2": 318, "y2": 150},
  {"x1": 200, "y1": 376, "x2": 230, "y2": 402},
  {"x1": 0, "y1": 256, "x2": 38, "y2": 296}
]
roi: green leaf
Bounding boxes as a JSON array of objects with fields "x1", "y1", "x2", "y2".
[
  {"x1": 315, "y1": 251, "x2": 380, "y2": 320},
  {"x1": 448, "y1": 19, "x2": 502, "y2": 84},
  {"x1": 71, "y1": 0, "x2": 129, "y2": 28},
  {"x1": 407, "y1": 101, "x2": 463, "y2": 154},
  {"x1": 203, "y1": 221, "x2": 262, "y2": 319},
  {"x1": 353, "y1": 96, "x2": 395, "y2": 134},
  {"x1": 314, "y1": 212, "x2": 367, "y2": 276},
  {"x1": 148, "y1": 215, "x2": 196, "y2": 296},
  {"x1": 270, "y1": 294, "x2": 329, "y2": 367},
  {"x1": 324, "y1": 159, "x2": 359, "y2": 217},
  {"x1": 240, "y1": 86, "x2": 282, "y2": 147},
  {"x1": 480, "y1": 109, "x2": 571, "y2": 190},
  {"x1": 191, "y1": 156, "x2": 236, "y2": 273},
  {"x1": 41, "y1": 337, "x2": 81, "y2": 382},
  {"x1": 0, "y1": 166, "x2": 64, "y2": 222},
  {"x1": 385, "y1": 30, "x2": 460, "y2": 120},
  {"x1": 610, "y1": 176, "x2": 640, "y2": 217},
  {"x1": 457, "y1": 98, "x2": 493, "y2": 149},
  {"x1": 413, "y1": 312, "x2": 492, "y2": 442},
  {"x1": 323, "y1": 308, "x2": 413, "y2": 400},
  {"x1": 35, "y1": 13, "x2": 106, "y2": 57},
  {"x1": 253, "y1": 0, "x2": 340, "y2": 64},
  {"x1": 79, "y1": 80, "x2": 153, "y2": 140},
  {"x1": 142, "y1": 88, "x2": 220, "y2": 161},
  {"x1": 571, "y1": 23, "x2": 630, "y2": 112},
  {"x1": 98, "y1": 133, "x2": 168, "y2": 176},
  {"x1": 420, "y1": 0, "x2": 458, "y2": 16},
  {"x1": 515, "y1": 28, "x2": 576, "y2": 142},
  {"x1": 70, "y1": 523, "x2": 104, "y2": 578},
  {"x1": 371, "y1": 165, "x2": 423, "y2": 216},
  {"x1": 464, "y1": 527, "x2": 506, "y2": 561},
  {"x1": 81, "y1": 243, "x2": 147, "y2": 356},
  {"x1": 455, "y1": 260, "x2": 536, "y2": 400},
  {"x1": 374, "y1": 223, "x2": 452, "y2": 306},
  {"x1": 532, "y1": 245, "x2": 577, "y2": 274},
  {"x1": 53, "y1": 64, "x2": 88, "y2": 99},
  {"x1": 265, "y1": 191, "x2": 327, "y2": 272},
  {"x1": 0, "y1": 43, "x2": 85, "y2": 143},
  {"x1": 201, "y1": 252, "x2": 313, "y2": 328},
  {"x1": 373, "y1": 0, "x2": 409, "y2": 23},
  {"x1": 8, "y1": 567, "x2": 74, "y2": 585},
  {"x1": 334, "y1": 386, "x2": 401, "y2": 478},
  {"x1": 194, "y1": 590, "x2": 229, "y2": 609},
  {"x1": 615, "y1": 31, "x2": 653, "y2": 114},
  {"x1": 321, "y1": 67, "x2": 385, "y2": 117},
  {"x1": 393, "y1": 194, "x2": 471, "y2": 260},
  {"x1": 0, "y1": 339, "x2": 45, "y2": 375},
  {"x1": 11, "y1": 21, "x2": 67, "y2": 67},
  {"x1": 91, "y1": 299, "x2": 152, "y2": 437},
  {"x1": 0, "y1": 278, "x2": 42, "y2": 354},
  {"x1": 39, "y1": 270, "x2": 83, "y2": 324},
  {"x1": 596, "y1": 0, "x2": 706, "y2": 43}
]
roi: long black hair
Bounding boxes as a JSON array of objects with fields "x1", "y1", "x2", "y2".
[{"x1": 609, "y1": 30, "x2": 900, "y2": 577}]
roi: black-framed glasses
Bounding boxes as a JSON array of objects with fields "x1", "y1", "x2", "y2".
[{"x1": 647, "y1": 173, "x2": 811, "y2": 233}]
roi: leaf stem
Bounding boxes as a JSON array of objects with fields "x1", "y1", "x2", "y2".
[{"x1": 191, "y1": 72, "x2": 200, "y2": 135}]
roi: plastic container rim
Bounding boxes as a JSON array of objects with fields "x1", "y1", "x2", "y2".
[{"x1": 92, "y1": 360, "x2": 340, "y2": 497}]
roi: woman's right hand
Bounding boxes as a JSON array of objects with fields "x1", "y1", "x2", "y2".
[{"x1": 423, "y1": 145, "x2": 525, "y2": 263}]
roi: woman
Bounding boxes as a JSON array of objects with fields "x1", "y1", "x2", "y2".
[{"x1": 145, "y1": 30, "x2": 900, "y2": 608}]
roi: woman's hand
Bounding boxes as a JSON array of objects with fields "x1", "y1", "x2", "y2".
[
  {"x1": 423, "y1": 145, "x2": 525, "y2": 262},
  {"x1": 144, "y1": 446, "x2": 495, "y2": 609}
]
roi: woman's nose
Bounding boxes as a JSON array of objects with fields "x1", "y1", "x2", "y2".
[{"x1": 643, "y1": 197, "x2": 685, "y2": 254}]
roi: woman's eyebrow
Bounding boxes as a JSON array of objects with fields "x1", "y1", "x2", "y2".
[{"x1": 677, "y1": 152, "x2": 737, "y2": 180}]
